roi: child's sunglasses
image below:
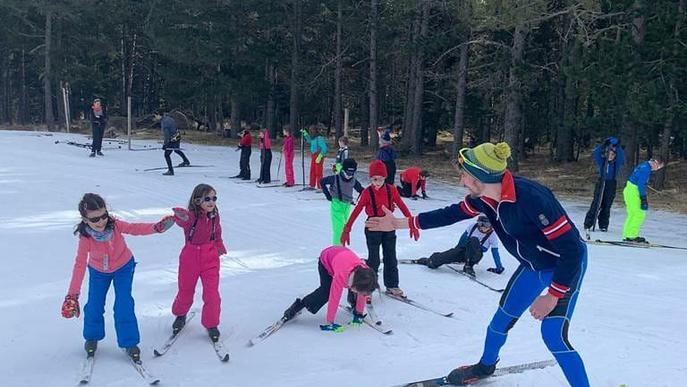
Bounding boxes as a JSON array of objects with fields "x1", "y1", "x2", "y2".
[
  {"x1": 194, "y1": 196, "x2": 218, "y2": 205},
  {"x1": 84, "y1": 212, "x2": 109, "y2": 223}
]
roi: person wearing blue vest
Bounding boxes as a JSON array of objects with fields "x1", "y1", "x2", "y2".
[
  {"x1": 415, "y1": 214, "x2": 504, "y2": 276},
  {"x1": 622, "y1": 157, "x2": 664, "y2": 243},
  {"x1": 365, "y1": 142, "x2": 590, "y2": 386},
  {"x1": 583, "y1": 136, "x2": 624, "y2": 233}
]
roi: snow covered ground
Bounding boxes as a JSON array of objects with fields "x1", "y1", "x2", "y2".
[{"x1": 0, "y1": 130, "x2": 685, "y2": 387}]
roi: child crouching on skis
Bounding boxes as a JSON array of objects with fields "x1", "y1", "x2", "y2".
[
  {"x1": 169, "y1": 183, "x2": 227, "y2": 343},
  {"x1": 62, "y1": 193, "x2": 175, "y2": 361},
  {"x1": 282, "y1": 246, "x2": 378, "y2": 332}
]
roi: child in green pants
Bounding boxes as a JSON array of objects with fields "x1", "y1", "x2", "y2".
[{"x1": 320, "y1": 159, "x2": 364, "y2": 245}]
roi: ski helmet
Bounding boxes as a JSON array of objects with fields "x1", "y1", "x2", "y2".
[{"x1": 342, "y1": 158, "x2": 358, "y2": 175}]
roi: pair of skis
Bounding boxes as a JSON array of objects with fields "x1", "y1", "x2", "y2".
[
  {"x1": 140, "y1": 164, "x2": 214, "y2": 172},
  {"x1": 586, "y1": 239, "x2": 687, "y2": 251},
  {"x1": 153, "y1": 311, "x2": 229, "y2": 362},
  {"x1": 398, "y1": 259, "x2": 505, "y2": 293},
  {"x1": 78, "y1": 351, "x2": 159, "y2": 385},
  {"x1": 395, "y1": 359, "x2": 557, "y2": 386}
]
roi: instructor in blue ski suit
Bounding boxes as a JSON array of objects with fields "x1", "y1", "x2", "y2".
[
  {"x1": 583, "y1": 136, "x2": 624, "y2": 232},
  {"x1": 365, "y1": 142, "x2": 589, "y2": 387}
]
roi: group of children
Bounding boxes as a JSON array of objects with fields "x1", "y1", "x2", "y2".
[{"x1": 62, "y1": 184, "x2": 227, "y2": 360}]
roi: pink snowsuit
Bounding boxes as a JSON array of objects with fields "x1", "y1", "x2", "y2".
[
  {"x1": 320, "y1": 246, "x2": 369, "y2": 323},
  {"x1": 171, "y1": 208, "x2": 227, "y2": 328},
  {"x1": 283, "y1": 134, "x2": 295, "y2": 186}
]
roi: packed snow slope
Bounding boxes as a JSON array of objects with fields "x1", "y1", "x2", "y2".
[{"x1": 0, "y1": 130, "x2": 685, "y2": 387}]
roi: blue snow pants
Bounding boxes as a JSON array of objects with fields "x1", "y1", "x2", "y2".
[
  {"x1": 479, "y1": 245, "x2": 589, "y2": 387},
  {"x1": 83, "y1": 257, "x2": 140, "y2": 348}
]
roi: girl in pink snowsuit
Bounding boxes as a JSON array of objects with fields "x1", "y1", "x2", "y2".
[
  {"x1": 170, "y1": 183, "x2": 227, "y2": 341},
  {"x1": 282, "y1": 126, "x2": 295, "y2": 187}
]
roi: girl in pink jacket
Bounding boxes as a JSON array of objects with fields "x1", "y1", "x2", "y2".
[
  {"x1": 170, "y1": 183, "x2": 227, "y2": 342},
  {"x1": 282, "y1": 246, "x2": 378, "y2": 332},
  {"x1": 282, "y1": 126, "x2": 295, "y2": 187},
  {"x1": 61, "y1": 193, "x2": 174, "y2": 361}
]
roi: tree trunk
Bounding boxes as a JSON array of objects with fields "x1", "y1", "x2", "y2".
[
  {"x1": 266, "y1": 61, "x2": 276, "y2": 137},
  {"x1": 289, "y1": 0, "x2": 302, "y2": 133},
  {"x1": 366, "y1": 0, "x2": 378, "y2": 148},
  {"x1": 231, "y1": 94, "x2": 240, "y2": 138},
  {"x1": 622, "y1": 0, "x2": 645, "y2": 180},
  {"x1": 57, "y1": 80, "x2": 66, "y2": 129},
  {"x1": 18, "y1": 48, "x2": 27, "y2": 124},
  {"x1": 120, "y1": 25, "x2": 126, "y2": 114},
  {"x1": 127, "y1": 33, "x2": 137, "y2": 100},
  {"x1": 503, "y1": 23, "x2": 528, "y2": 171},
  {"x1": 452, "y1": 41, "x2": 469, "y2": 159},
  {"x1": 334, "y1": 0, "x2": 343, "y2": 140},
  {"x1": 410, "y1": 0, "x2": 430, "y2": 155},
  {"x1": 44, "y1": 11, "x2": 54, "y2": 130},
  {"x1": 654, "y1": 0, "x2": 684, "y2": 189},
  {"x1": 401, "y1": 6, "x2": 421, "y2": 152}
]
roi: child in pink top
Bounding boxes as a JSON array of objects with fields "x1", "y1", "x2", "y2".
[
  {"x1": 170, "y1": 183, "x2": 227, "y2": 342},
  {"x1": 281, "y1": 246, "x2": 378, "y2": 332},
  {"x1": 61, "y1": 193, "x2": 174, "y2": 361}
]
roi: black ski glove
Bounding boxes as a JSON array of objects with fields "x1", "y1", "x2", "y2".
[{"x1": 640, "y1": 196, "x2": 648, "y2": 211}]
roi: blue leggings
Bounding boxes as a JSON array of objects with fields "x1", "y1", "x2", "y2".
[
  {"x1": 83, "y1": 258, "x2": 139, "y2": 348},
  {"x1": 480, "y1": 247, "x2": 589, "y2": 387}
]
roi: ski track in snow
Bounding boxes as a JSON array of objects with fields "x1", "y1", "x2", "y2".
[{"x1": 0, "y1": 130, "x2": 685, "y2": 386}]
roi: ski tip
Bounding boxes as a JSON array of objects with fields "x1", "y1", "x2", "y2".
[
  {"x1": 444, "y1": 313, "x2": 455, "y2": 318},
  {"x1": 79, "y1": 380, "x2": 89, "y2": 385},
  {"x1": 150, "y1": 379, "x2": 160, "y2": 385},
  {"x1": 153, "y1": 349, "x2": 162, "y2": 357},
  {"x1": 221, "y1": 354, "x2": 230, "y2": 362}
]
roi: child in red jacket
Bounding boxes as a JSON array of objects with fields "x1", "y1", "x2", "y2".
[{"x1": 341, "y1": 160, "x2": 413, "y2": 297}]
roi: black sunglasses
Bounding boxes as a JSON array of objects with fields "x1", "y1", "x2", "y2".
[
  {"x1": 84, "y1": 212, "x2": 109, "y2": 223},
  {"x1": 195, "y1": 196, "x2": 218, "y2": 205}
]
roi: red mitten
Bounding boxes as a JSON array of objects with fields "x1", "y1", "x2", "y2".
[
  {"x1": 340, "y1": 226, "x2": 351, "y2": 246},
  {"x1": 408, "y1": 217, "x2": 420, "y2": 241},
  {"x1": 154, "y1": 215, "x2": 175, "y2": 233},
  {"x1": 61, "y1": 294, "x2": 80, "y2": 318}
]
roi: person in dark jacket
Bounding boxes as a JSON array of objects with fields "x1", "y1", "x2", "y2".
[
  {"x1": 376, "y1": 127, "x2": 398, "y2": 185},
  {"x1": 320, "y1": 158, "x2": 364, "y2": 245},
  {"x1": 231, "y1": 129, "x2": 252, "y2": 180},
  {"x1": 89, "y1": 98, "x2": 108, "y2": 157},
  {"x1": 365, "y1": 142, "x2": 590, "y2": 387},
  {"x1": 583, "y1": 136, "x2": 625, "y2": 233},
  {"x1": 155, "y1": 111, "x2": 190, "y2": 176}
]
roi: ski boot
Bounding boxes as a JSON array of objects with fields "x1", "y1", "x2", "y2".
[
  {"x1": 463, "y1": 264, "x2": 476, "y2": 277},
  {"x1": 415, "y1": 257, "x2": 429, "y2": 266},
  {"x1": 447, "y1": 361, "x2": 496, "y2": 385},
  {"x1": 89, "y1": 152, "x2": 96, "y2": 158},
  {"x1": 207, "y1": 327, "x2": 220, "y2": 343},
  {"x1": 172, "y1": 315, "x2": 186, "y2": 335},
  {"x1": 162, "y1": 170, "x2": 174, "y2": 176},
  {"x1": 385, "y1": 287, "x2": 406, "y2": 298},
  {"x1": 283, "y1": 298, "x2": 304, "y2": 322},
  {"x1": 84, "y1": 340, "x2": 97, "y2": 357},
  {"x1": 177, "y1": 161, "x2": 190, "y2": 167},
  {"x1": 599, "y1": 227, "x2": 608, "y2": 232},
  {"x1": 487, "y1": 267, "x2": 505, "y2": 275},
  {"x1": 96, "y1": 151, "x2": 104, "y2": 156},
  {"x1": 126, "y1": 346, "x2": 141, "y2": 362}
]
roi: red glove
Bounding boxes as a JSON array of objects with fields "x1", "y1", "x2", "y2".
[
  {"x1": 61, "y1": 294, "x2": 80, "y2": 318},
  {"x1": 154, "y1": 215, "x2": 175, "y2": 233},
  {"x1": 340, "y1": 226, "x2": 351, "y2": 246},
  {"x1": 408, "y1": 217, "x2": 420, "y2": 241},
  {"x1": 217, "y1": 243, "x2": 227, "y2": 256}
]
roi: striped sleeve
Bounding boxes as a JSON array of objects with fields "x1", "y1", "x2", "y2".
[
  {"x1": 416, "y1": 196, "x2": 480, "y2": 230},
  {"x1": 541, "y1": 215, "x2": 573, "y2": 241}
]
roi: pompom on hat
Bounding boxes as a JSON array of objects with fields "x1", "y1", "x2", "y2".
[{"x1": 458, "y1": 142, "x2": 511, "y2": 183}]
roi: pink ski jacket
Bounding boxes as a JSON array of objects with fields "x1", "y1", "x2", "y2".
[
  {"x1": 67, "y1": 219, "x2": 157, "y2": 295},
  {"x1": 320, "y1": 246, "x2": 369, "y2": 323}
]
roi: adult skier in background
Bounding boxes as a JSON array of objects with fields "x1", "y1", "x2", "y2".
[{"x1": 583, "y1": 136, "x2": 624, "y2": 234}]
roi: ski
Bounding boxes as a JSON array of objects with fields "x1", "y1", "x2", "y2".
[
  {"x1": 398, "y1": 259, "x2": 504, "y2": 293},
  {"x1": 395, "y1": 359, "x2": 557, "y2": 386},
  {"x1": 211, "y1": 340, "x2": 230, "y2": 362},
  {"x1": 384, "y1": 293, "x2": 454, "y2": 318},
  {"x1": 256, "y1": 181, "x2": 283, "y2": 188},
  {"x1": 444, "y1": 265, "x2": 505, "y2": 293},
  {"x1": 124, "y1": 351, "x2": 160, "y2": 385},
  {"x1": 140, "y1": 165, "x2": 215, "y2": 172},
  {"x1": 588, "y1": 239, "x2": 687, "y2": 250},
  {"x1": 247, "y1": 317, "x2": 288, "y2": 346},
  {"x1": 153, "y1": 311, "x2": 197, "y2": 357},
  {"x1": 340, "y1": 305, "x2": 393, "y2": 335},
  {"x1": 77, "y1": 355, "x2": 95, "y2": 384}
]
